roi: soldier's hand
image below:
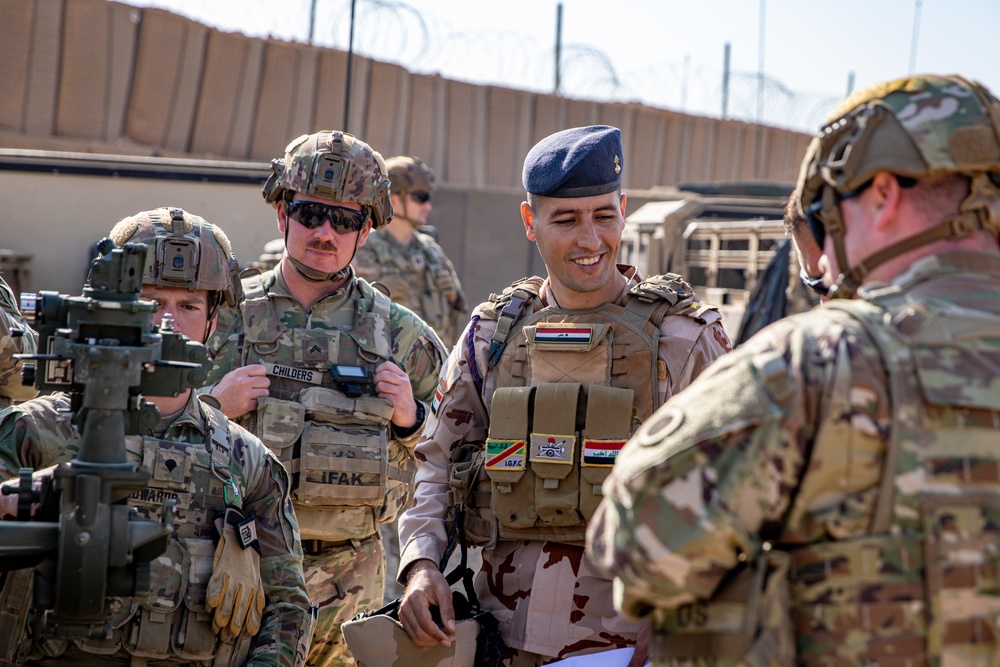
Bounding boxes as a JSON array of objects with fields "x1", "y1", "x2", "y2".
[
  {"x1": 374, "y1": 361, "x2": 417, "y2": 429},
  {"x1": 206, "y1": 506, "x2": 266, "y2": 642},
  {"x1": 629, "y1": 621, "x2": 652, "y2": 667},
  {"x1": 399, "y1": 559, "x2": 456, "y2": 647},
  {"x1": 210, "y1": 364, "x2": 270, "y2": 419}
]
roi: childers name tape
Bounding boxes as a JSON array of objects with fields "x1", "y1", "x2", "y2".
[{"x1": 267, "y1": 363, "x2": 322, "y2": 384}]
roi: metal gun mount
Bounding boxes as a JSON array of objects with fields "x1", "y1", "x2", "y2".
[{"x1": 2, "y1": 239, "x2": 210, "y2": 639}]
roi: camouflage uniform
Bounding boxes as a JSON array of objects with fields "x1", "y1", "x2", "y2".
[
  {"x1": 0, "y1": 275, "x2": 38, "y2": 407},
  {"x1": 398, "y1": 266, "x2": 731, "y2": 666},
  {"x1": 0, "y1": 390, "x2": 310, "y2": 666},
  {"x1": 352, "y1": 230, "x2": 466, "y2": 348},
  {"x1": 589, "y1": 75, "x2": 1000, "y2": 667},
  {"x1": 205, "y1": 267, "x2": 445, "y2": 667}
]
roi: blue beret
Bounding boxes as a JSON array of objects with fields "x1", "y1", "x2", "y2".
[{"x1": 522, "y1": 125, "x2": 623, "y2": 198}]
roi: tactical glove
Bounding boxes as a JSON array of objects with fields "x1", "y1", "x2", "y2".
[{"x1": 206, "y1": 505, "x2": 266, "y2": 642}]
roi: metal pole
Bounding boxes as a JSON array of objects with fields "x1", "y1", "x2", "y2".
[
  {"x1": 309, "y1": 0, "x2": 317, "y2": 45},
  {"x1": 755, "y1": 0, "x2": 766, "y2": 178},
  {"x1": 847, "y1": 70, "x2": 856, "y2": 96},
  {"x1": 681, "y1": 54, "x2": 690, "y2": 111},
  {"x1": 722, "y1": 42, "x2": 731, "y2": 118},
  {"x1": 908, "y1": 0, "x2": 923, "y2": 74},
  {"x1": 554, "y1": 2, "x2": 563, "y2": 94},
  {"x1": 344, "y1": 0, "x2": 357, "y2": 131}
]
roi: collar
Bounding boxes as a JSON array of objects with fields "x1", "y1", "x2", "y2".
[{"x1": 541, "y1": 264, "x2": 639, "y2": 309}]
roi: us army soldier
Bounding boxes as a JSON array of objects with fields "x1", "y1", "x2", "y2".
[
  {"x1": 204, "y1": 131, "x2": 447, "y2": 667},
  {"x1": 397, "y1": 125, "x2": 732, "y2": 666},
  {"x1": 0, "y1": 275, "x2": 38, "y2": 406},
  {"x1": 353, "y1": 156, "x2": 467, "y2": 348},
  {"x1": 0, "y1": 208, "x2": 310, "y2": 666},
  {"x1": 589, "y1": 74, "x2": 1000, "y2": 666}
]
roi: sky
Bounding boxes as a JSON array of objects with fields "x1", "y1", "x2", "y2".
[{"x1": 119, "y1": 0, "x2": 1000, "y2": 133}]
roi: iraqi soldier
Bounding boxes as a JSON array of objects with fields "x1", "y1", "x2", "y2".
[
  {"x1": 588, "y1": 74, "x2": 1000, "y2": 666},
  {"x1": 0, "y1": 275, "x2": 38, "y2": 406},
  {"x1": 396, "y1": 125, "x2": 732, "y2": 666},
  {"x1": 0, "y1": 208, "x2": 310, "y2": 666},
  {"x1": 204, "y1": 131, "x2": 447, "y2": 667},
  {"x1": 352, "y1": 155, "x2": 467, "y2": 348}
]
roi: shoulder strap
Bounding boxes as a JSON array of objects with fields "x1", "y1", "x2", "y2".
[
  {"x1": 354, "y1": 278, "x2": 394, "y2": 359},
  {"x1": 482, "y1": 278, "x2": 545, "y2": 368},
  {"x1": 241, "y1": 272, "x2": 284, "y2": 346},
  {"x1": 201, "y1": 400, "x2": 242, "y2": 504},
  {"x1": 621, "y1": 273, "x2": 704, "y2": 330},
  {"x1": 823, "y1": 297, "x2": 913, "y2": 534}
]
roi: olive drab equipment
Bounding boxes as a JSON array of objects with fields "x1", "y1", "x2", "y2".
[
  {"x1": 648, "y1": 256, "x2": 1000, "y2": 667},
  {"x1": 0, "y1": 403, "x2": 254, "y2": 666},
  {"x1": 448, "y1": 274, "x2": 716, "y2": 546},
  {"x1": 237, "y1": 273, "x2": 413, "y2": 541}
]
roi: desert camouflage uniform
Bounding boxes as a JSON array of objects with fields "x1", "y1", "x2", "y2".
[
  {"x1": 0, "y1": 276, "x2": 37, "y2": 407},
  {"x1": 205, "y1": 266, "x2": 446, "y2": 667},
  {"x1": 0, "y1": 391, "x2": 310, "y2": 667},
  {"x1": 353, "y1": 230, "x2": 467, "y2": 348},
  {"x1": 590, "y1": 252, "x2": 1000, "y2": 666},
  {"x1": 399, "y1": 265, "x2": 731, "y2": 666}
]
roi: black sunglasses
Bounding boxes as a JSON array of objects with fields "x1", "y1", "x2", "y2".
[
  {"x1": 286, "y1": 200, "x2": 367, "y2": 234},
  {"x1": 799, "y1": 267, "x2": 830, "y2": 297},
  {"x1": 804, "y1": 176, "x2": 916, "y2": 249},
  {"x1": 408, "y1": 191, "x2": 431, "y2": 204}
]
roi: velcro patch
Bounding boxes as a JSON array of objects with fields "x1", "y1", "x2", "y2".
[
  {"x1": 267, "y1": 363, "x2": 322, "y2": 385},
  {"x1": 431, "y1": 386, "x2": 444, "y2": 415},
  {"x1": 486, "y1": 439, "x2": 526, "y2": 470},
  {"x1": 582, "y1": 439, "x2": 626, "y2": 467},
  {"x1": 530, "y1": 433, "x2": 575, "y2": 464},
  {"x1": 534, "y1": 325, "x2": 593, "y2": 345}
]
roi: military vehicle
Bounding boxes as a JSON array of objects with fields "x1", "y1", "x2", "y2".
[{"x1": 621, "y1": 183, "x2": 791, "y2": 336}]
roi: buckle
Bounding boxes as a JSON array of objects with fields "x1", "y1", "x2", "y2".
[{"x1": 948, "y1": 212, "x2": 981, "y2": 238}]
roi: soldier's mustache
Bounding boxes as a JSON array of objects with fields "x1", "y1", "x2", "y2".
[{"x1": 306, "y1": 241, "x2": 337, "y2": 252}]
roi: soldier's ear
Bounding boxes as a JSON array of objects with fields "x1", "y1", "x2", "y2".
[
  {"x1": 521, "y1": 201, "x2": 536, "y2": 242},
  {"x1": 276, "y1": 201, "x2": 288, "y2": 235}
]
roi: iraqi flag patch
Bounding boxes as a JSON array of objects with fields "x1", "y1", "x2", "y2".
[
  {"x1": 534, "y1": 326, "x2": 593, "y2": 345},
  {"x1": 582, "y1": 439, "x2": 626, "y2": 467},
  {"x1": 431, "y1": 386, "x2": 444, "y2": 415},
  {"x1": 486, "y1": 439, "x2": 526, "y2": 471}
]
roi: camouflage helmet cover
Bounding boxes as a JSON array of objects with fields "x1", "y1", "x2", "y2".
[
  {"x1": 386, "y1": 155, "x2": 437, "y2": 194},
  {"x1": 795, "y1": 74, "x2": 1000, "y2": 214},
  {"x1": 109, "y1": 207, "x2": 243, "y2": 308},
  {"x1": 262, "y1": 130, "x2": 393, "y2": 230}
]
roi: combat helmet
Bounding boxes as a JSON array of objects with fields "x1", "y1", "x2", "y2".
[
  {"x1": 794, "y1": 74, "x2": 1000, "y2": 298},
  {"x1": 386, "y1": 156, "x2": 436, "y2": 195},
  {"x1": 263, "y1": 130, "x2": 393, "y2": 230},
  {"x1": 109, "y1": 207, "x2": 243, "y2": 314}
]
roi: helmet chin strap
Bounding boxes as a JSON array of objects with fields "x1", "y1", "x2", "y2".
[{"x1": 395, "y1": 195, "x2": 422, "y2": 229}]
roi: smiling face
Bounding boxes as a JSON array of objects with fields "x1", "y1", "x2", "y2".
[{"x1": 522, "y1": 190, "x2": 628, "y2": 308}]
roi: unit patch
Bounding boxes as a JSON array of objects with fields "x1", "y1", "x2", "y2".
[
  {"x1": 530, "y1": 433, "x2": 575, "y2": 464},
  {"x1": 486, "y1": 439, "x2": 526, "y2": 470}
]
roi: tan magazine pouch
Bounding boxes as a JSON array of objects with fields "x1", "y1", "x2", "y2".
[
  {"x1": 580, "y1": 385, "x2": 633, "y2": 521},
  {"x1": 485, "y1": 386, "x2": 535, "y2": 532},
  {"x1": 530, "y1": 383, "x2": 582, "y2": 527},
  {"x1": 255, "y1": 397, "x2": 304, "y2": 470}
]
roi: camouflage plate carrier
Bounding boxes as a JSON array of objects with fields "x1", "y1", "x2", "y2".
[
  {"x1": 449, "y1": 274, "x2": 715, "y2": 546},
  {"x1": 650, "y1": 270, "x2": 1000, "y2": 667},
  {"x1": 237, "y1": 272, "x2": 412, "y2": 542}
]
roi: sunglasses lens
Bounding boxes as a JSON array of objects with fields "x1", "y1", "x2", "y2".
[
  {"x1": 289, "y1": 202, "x2": 366, "y2": 233},
  {"x1": 804, "y1": 202, "x2": 826, "y2": 249},
  {"x1": 409, "y1": 191, "x2": 431, "y2": 204}
]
